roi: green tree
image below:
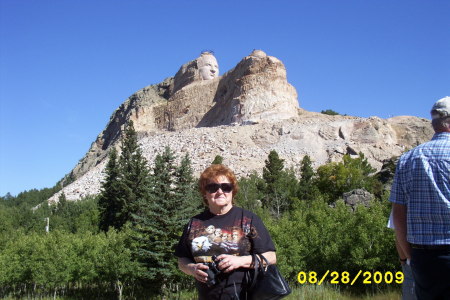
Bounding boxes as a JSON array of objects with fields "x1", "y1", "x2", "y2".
[
  {"x1": 132, "y1": 147, "x2": 198, "y2": 294},
  {"x1": 57, "y1": 192, "x2": 67, "y2": 209},
  {"x1": 98, "y1": 121, "x2": 151, "y2": 231},
  {"x1": 0, "y1": 205, "x2": 15, "y2": 240},
  {"x1": 98, "y1": 148, "x2": 122, "y2": 231},
  {"x1": 99, "y1": 228, "x2": 144, "y2": 300},
  {"x1": 321, "y1": 109, "x2": 340, "y2": 115},
  {"x1": 235, "y1": 172, "x2": 266, "y2": 212},
  {"x1": 297, "y1": 155, "x2": 319, "y2": 201},
  {"x1": 262, "y1": 150, "x2": 298, "y2": 217},
  {"x1": 117, "y1": 121, "x2": 151, "y2": 228},
  {"x1": 263, "y1": 150, "x2": 285, "y2": 195},
  {"x1": 73, "y1": 197, "x2": 99, "y2": 233},
  {"x1": 175, "y1": 153, "x2": 203, "y2": 214},
  {"x1": 267, "y1": 199, "x2": 396, "y2": 290},
  {"x1": 211, "y1": 155, "x2": 224, "y2": 164},
  {"x1": 315, "y1": 153, "x2": 377, "y2": 203}
]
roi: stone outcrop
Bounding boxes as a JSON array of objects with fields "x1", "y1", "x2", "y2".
[
  {"x1": 197, "y1": 50, "x2": 299, "y2": 127},
  {"x1": 51, "y1": 50, "x2": 435, "y2": 203},
  {"x1": 67, "y1": 50, "x2": 299, "y2": 182},
  {"x1": 50, "y1": 111, "x2": 433, "y2": 202},
  {"x1": 69, "y1": 77, "x2": 173, "y2": 180},
  {"x1": 343, "y1": 189, "x2": 374, "y2": 210}
]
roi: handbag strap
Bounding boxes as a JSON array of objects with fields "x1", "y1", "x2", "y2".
[
  {"x1": 247, "y1": 253, "x2": 269, "y2": 291},
  {"x1": 246, "y1": 254, "x2": 259, "y2": 291},
  {"x1": 257, "y1": 253, "x2": 269, "y2": 272}
]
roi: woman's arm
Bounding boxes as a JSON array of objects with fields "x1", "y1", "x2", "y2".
[
  {"x1": 178, "y1": 257, "x2": 209, "y2": 283},
  {"x1": 260, "y1": 251, "x2": 276, "y2": 265},
  {"x1": 216, "y1": 251, "x2": 277, "y2": 273}
]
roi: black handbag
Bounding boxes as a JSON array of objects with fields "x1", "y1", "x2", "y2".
[{"x1": 246, "y1": 253, "x2": 291, "y2": 300}]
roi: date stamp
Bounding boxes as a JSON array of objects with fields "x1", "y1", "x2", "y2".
[{"x1": 297, "y1": 271, "x2": 404, "y2": 285}]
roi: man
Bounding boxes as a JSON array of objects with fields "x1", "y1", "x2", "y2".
[
  {"x1": 387, "y1": 211, "x2": 416, "y2": 300},
  {"x1": 391, "y1": 96, "x2": 450, "y2": 300}
]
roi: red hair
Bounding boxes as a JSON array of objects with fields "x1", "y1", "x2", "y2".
[{"x1": 199, "y1": 164, "x2": 239, "y2": 206}]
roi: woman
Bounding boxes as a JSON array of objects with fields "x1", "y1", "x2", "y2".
[{"x1": 175, "y1": 164, "x2": 276, "y2": 299}]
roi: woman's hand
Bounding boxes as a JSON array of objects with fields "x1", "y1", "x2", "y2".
[
  {"x1": 216, "y1": 254, "x2": 251, "y2": 273},
  {"x1": 216, "y1": 252, "x2": 277, "y2": 273},
  {"x1": 191, "y1": 263, "x2": 209, "y2": 283},
  {"x1": 178, "y1": 257, "x2": 209, "y2": 283}
]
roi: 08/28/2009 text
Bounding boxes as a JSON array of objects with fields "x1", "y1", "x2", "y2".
[{"x1": 297, "y1": 271, "x2": 404, "y2": 285}]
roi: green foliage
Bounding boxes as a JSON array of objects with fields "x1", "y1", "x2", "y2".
[
  {"x1": 315, "y1": 153, "x2": 377, "y2": 203},
  {"x1": 48, "y1": 196, "x2": 100, "y2": 233},
  {"x1": 117, "y1": 121, "x2": 151, "y2": 229},
  {"x1": 211, "y1": 155, "x2": 224, "y2": 164},
  {"x1": 131, "y1": 147, "x2": 201, "y2": 294},
  {"x1": 98, "y1": 148, "x2": 122, "y2": 231},
  {"x1": 266, "y1": 199, "x2": 396, "y2": 291},
  {"x1": 175, "y1": 153, "x2": 203, "y2": 214},
  {"x1": 0, "y1": 146, "x2": 401, "y2": 297},
  {"x1": 0, "y1": 195, "x2": 99, "y2": 240},
  {"x1": 98, "y1": 121, "x2": 151, "y2": 231},
  {"x1": 262, "y1": 151, "x2": 299, "y2": 217},
  {"x1": 321, "y1": 109, "x2": 340, "y2": 115},
  {"x1": 0, "y1": 229, "x2": 142, "y2": 299},
  {"x1": 1, "y1": 186, "x2": 60, "y2": 208},
  {"x1": 269, "y1": 167, "x2": 299, "y2": 217},
  {"x1": 235, "y1": 172, "x2": 266, "y2": 212},
  {"x1": 263, "y1": 150, "x2": 285, "y2": 193},
  {"x1": 297, "y1": 155, "x2": 320, "y2": 201},
  {"x1": 0, "y1": 186, "x2": 67, "y2": 239},
  {"x1": 378, "y1": 157, "x2": 398, "y2": 184}
]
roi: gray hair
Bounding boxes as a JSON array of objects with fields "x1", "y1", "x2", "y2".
[{"x1": 432, "y1": 116, "x2": 450, "y2": 132}]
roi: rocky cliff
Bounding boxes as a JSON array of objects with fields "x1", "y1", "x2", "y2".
[{"x1": 50, "y1": 50, "x2": 433, "y2": 202}]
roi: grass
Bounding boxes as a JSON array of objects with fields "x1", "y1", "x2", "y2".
[
  {"x1": 1, "y1": 285, "x2": 401, "y2": 299},
  {"x1": 286, "y1": 284, "x2": 401, "y2": 300}
]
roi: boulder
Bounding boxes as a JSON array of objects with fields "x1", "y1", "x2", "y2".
[{"x1": 343, "y1": 189, "x2": 374, "y2": 210}]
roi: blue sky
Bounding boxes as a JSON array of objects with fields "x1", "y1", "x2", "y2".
[{"x1": 1, "y1": 0, "x2": 449, "y2": 196}]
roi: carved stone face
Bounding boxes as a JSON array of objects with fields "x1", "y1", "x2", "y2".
[
  {"x1": 232, "y1": 230, "x2": 239, "y2": 242},
  {"x1": 198, "y1": 54, "x2": 219, "y2": 80},
  {"x1": 206, "y1": 225, "x2": 215, "y2": 234},
  {"x1": 222, "y1": 233, "x2": 229, "y2": 242}
]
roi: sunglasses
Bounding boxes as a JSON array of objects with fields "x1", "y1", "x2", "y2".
[{"x1": 205, "y1": 183, "x2": 234, "y2": 194}]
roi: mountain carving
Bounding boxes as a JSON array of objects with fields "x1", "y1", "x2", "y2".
[{"x1": 50, "y1": 50, "x2": 433, "y2": 202}]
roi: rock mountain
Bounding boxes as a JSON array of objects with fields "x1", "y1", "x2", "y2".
[{"x1": 49, "y1": 50, "x2": 433, "y2": 202}]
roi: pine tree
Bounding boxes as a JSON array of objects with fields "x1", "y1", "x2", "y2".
[
  {"x1": 132, "y1": 147, "x2": 199, "y2": 292},
  {"x1": 262, "y1": 150, "x2": 297, "y2": 217},
  {"x1": 57, "y1": 192, "x2": 68, "y2": 210},
  {"x1": 321, "y1": 109, "x2": 340, "y2": 115},
  {"x1": 98, "y1": 121, "x2": 151, "y2": 231},
  {"x1": 98, "y1": 148, "x2": 122, "y2": 231},
  {"x1": 211, "y1": 155, "x2": 223, "y2": 164},
  {"x1": 263, "y1": 150, "x2": 285, "y2": 195},
  {"x1": 175, "y1": 153, "x2": 202, "y2": 216},
  {"x1": 297, "y1": 155, "x2": 316, "y2": 200},
  {"x1": 116, "y1": 121, "x2": 151, "y2": 228}
]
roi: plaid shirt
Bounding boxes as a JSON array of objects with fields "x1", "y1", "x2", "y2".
[{"x1": 390, "y1": 132, "x2": 450, "y2": 245}]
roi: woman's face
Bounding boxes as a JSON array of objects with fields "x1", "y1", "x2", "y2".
[{"x1": 205, "y1": 175, "x2": 233, "y2": 211}]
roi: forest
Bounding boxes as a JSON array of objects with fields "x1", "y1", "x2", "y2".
[{"x1": 0, "y1": 121, "x2": 400, "y2": 299}]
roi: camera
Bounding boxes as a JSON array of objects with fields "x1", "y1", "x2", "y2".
[{"x1": 205, "y1": 255, "x2": 222, "y2": 287}]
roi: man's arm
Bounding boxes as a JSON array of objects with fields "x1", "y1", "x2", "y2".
[
  {"x1": 394, "y1": 237, "x2": 408, "y2": 264},
  {"x1": 392, "y1": 203, "x2": 411, "y2": 259}
]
